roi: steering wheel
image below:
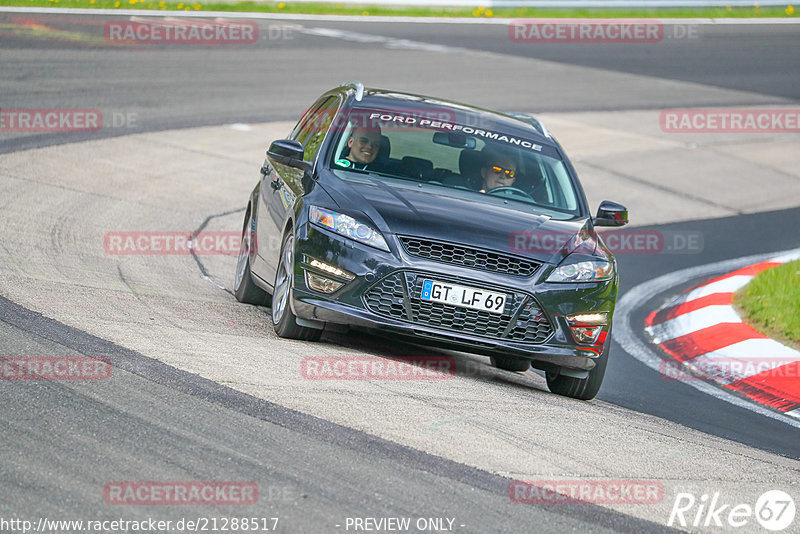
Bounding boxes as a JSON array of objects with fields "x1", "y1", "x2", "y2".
[{"x1": 486, "y1": 186, "x2": 534, "y2": 200}]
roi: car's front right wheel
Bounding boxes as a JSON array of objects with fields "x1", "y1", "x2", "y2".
[{"x1": 271, "y1": 231, "x2": 322, "y2": 341}]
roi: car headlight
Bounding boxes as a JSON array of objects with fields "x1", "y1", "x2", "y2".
[
  {"x1": 309, "y1": 206, "x2": 389, "y2": 252},
  {"x1": 546, "y1": 259, "x2": 614, "y2": 282}
]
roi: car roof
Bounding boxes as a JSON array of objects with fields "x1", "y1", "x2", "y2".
[{"x1": 334, "y1": 84, "x2": 554, "y2": 147}]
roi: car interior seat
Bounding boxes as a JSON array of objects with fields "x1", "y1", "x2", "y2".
[
  {"x1": 458, "y1": 148, "x2": 485, "y2": 190},
  {"x1": 398, "y1": 156, "x2": 433, "y2": 180}
]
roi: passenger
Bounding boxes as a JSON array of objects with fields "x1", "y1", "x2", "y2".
[{"x1": 480, "y1": 150, "x2": 517, "y2": 193}]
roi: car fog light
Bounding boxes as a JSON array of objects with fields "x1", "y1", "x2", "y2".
[
  {"x1": 567, "y1": 312, "x2": 607, "y2": 344},
  {"x1": 303, "y1": 255, "x2": 355, "y2": 281},
  {"x1": 569, "y1": 325, "x2": 603, "y2": 344},
  {"x1": 305, "y1": 271, "x2": 344, "y2": 294}
]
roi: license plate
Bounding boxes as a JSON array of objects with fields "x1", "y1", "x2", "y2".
[{"x1": 420, "y1": 279, "x2": 506, "y2": 315}]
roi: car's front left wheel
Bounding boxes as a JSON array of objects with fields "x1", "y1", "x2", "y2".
[{"x1": 271, "y1": 232, "x2": 322, "y2": 341}]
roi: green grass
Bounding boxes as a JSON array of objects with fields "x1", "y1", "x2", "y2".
[
  {"x1": 1, "y1": 0, "x2": 797, "y2": 19},
  {"x1": 735, "y1": 260, "x2": 800, "y2": 348}
]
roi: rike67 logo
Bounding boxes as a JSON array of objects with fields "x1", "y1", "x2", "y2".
[{"x1": 668, "y1": 490, "x2": 796, "y2": 531}]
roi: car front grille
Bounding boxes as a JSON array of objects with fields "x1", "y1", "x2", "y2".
[
  {"x1": 363, "y1": 271, "x2": 553, "y2": 344},
  {"x1": 398, "y1": 236, "x2": 540, "y2": 278}
]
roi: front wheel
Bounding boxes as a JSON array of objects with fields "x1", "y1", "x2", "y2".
[
  {"x1": 546, "y1": 336, "x2": 610, "y2": 401},
  {"x1": 234, "y1": 210, "x2": 271, "y2": 306},
  {"x1": 271, "y1": 232, "x2": 322, "y2": 341}
]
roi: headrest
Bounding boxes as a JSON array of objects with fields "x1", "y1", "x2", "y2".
[
  {"x1": 459, "y1": 148, "x2": 484, "y2": 177},
  {"x1": 399, "y1": 156, "x2": 433, "y2": 179},
  {"x1": 379, "y1": 135, "x2": 391, "y2": 159}
]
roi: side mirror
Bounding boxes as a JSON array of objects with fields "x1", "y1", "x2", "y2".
[
  {"x1": 267, "y1": 139, "x2": 312, "y2": 172},
  {"x1": 593, "y1": 200, "x2": 628, "y2": 227}
]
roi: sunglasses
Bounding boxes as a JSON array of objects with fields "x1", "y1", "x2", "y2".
[{"x1": 489, "y1": 165, "x2": 516, "y2": 179}]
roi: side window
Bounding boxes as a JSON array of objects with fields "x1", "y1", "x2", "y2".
[
  {"x1": 293, "y1": 97, "x2": 339, "y2": 162},
  {"x1": 288, "y1": 98, "x2": 325, "y2": 141}
]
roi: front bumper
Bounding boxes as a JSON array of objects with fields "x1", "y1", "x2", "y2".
[{"x1": 291, "y1": 224, "x2": 616, "y2": 371}]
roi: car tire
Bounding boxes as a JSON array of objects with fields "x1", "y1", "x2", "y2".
[
  {"x1": 271, "y1": 231, "x2": 322, "y2": 341},
  {"x1": 490, "y1": 356, "x2": 530, "y2": 372},
  {"x1": 234, "y1": 210, "x2": 271, "y2": 306},
  {"x1": 545, "y1": 333, "x2": 610, "y2": 400}
]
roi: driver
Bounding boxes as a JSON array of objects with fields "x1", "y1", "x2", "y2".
[
  {"x1": 342, "y1": 124, "x2": 382, "y2": 170},
  {"x1": 479, "y1": 150, "x2": 517, "y2": 193}
]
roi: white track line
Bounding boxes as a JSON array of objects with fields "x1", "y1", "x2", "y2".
[
  {"x1": 2, "y1": 7, "x2": 800, "y2": 24},
  {"x1": 299, "y1": 27, "x2": 457, "y2": 52},
  {"x1": 249, "y1": 0, "x2": 798, "y2": 6},
  {"x1": 682, "y1": 274, "x2": 753, "y2": 303},
  {"x1": 771, "y1": 250, "x2": 800, "y2": 263},
  {"x1": 646, "y1": 305, "x2": 742, "y2": 343},
  {"x1": 649, "y1": 274, "x2": 755, "y2": 313},
  {"x1": 614, "y1": 248, "x2": 800, "y2": 429}
]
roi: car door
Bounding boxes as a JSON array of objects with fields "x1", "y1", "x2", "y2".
[{"x1": 255, "y1": 95, "x2": 340, "y2": 286}]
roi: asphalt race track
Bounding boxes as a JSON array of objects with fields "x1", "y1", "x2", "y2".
[{"x1": 1, "y1": 11, "x2": 799, "y2": 533}]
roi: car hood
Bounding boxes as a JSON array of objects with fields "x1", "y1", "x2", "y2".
[{"x1": 320, "y1": 174, "x2": 595, "y2": 265}]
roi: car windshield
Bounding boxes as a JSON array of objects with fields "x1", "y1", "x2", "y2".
[{"x1": 328, "y1": 108, "x2": 582, "y2": 219}]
